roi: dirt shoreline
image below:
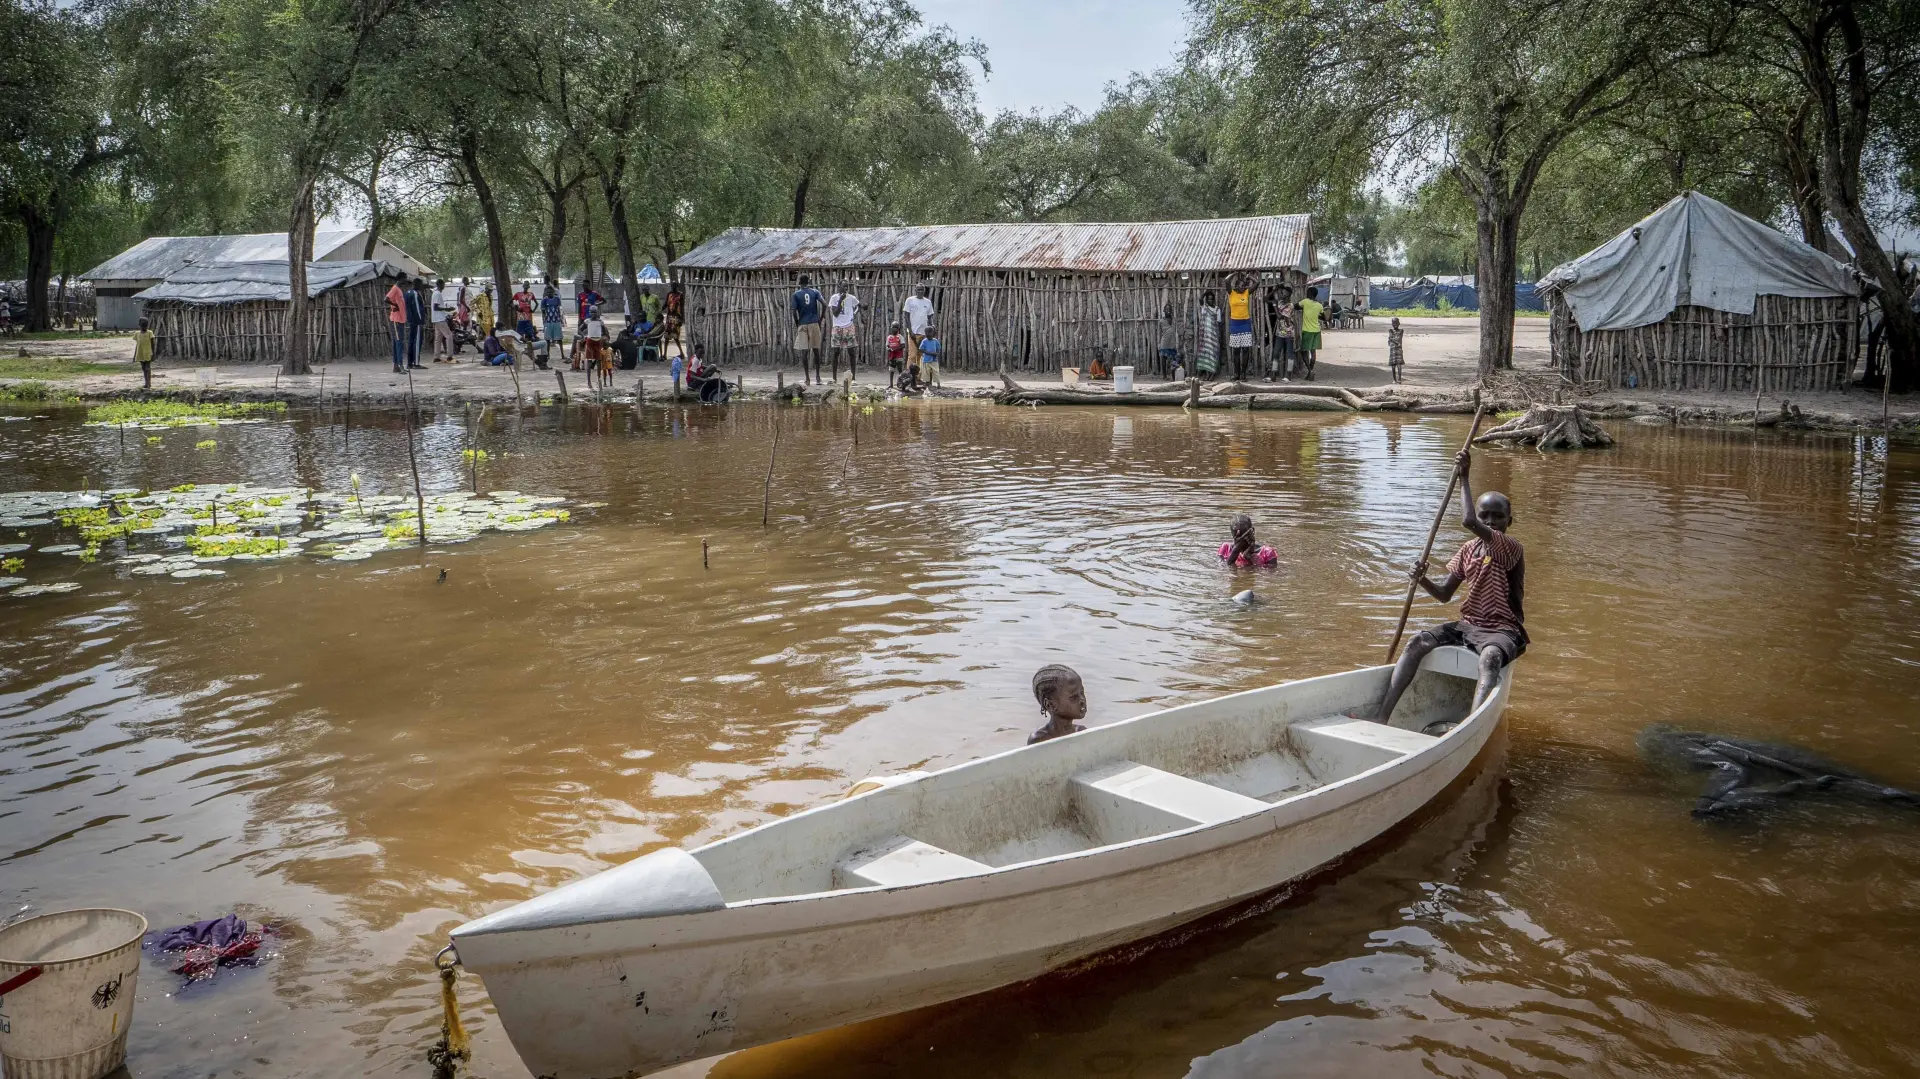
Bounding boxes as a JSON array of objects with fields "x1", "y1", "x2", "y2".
[{"x1": 4, "y1": 316, "x2": 1915, "y2": 436}]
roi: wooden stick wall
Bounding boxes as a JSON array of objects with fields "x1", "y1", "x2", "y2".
[
  {"x1": 679, "y1": 267, "x2": 1310, "y2": 375},
  {"x1": 1547, "y1": 293, "x2": 1862, "y2": 393},
  {"x1": 149, "y1": 278, "x2": 400, "y2": 364}
]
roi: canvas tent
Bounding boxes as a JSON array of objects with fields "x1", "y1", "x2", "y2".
[
  {"x1": 137, "y1": 259, "x2": 406, "y2": 364},
  {"x1": 1540, "y1": 192, "x2": 1862, "y2": 391},
  {"x1": 672, "y1": 215, "x2": 1316, "y2": 373},
  {"x1": 1368, "y1": 276, "x2": 1545, "y2": 312},
  {"x1": 83, "y1": 229, "x2": 433, "y2": 329}
]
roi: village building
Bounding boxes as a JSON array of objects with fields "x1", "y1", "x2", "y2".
[
  {"x1": 81, "y1": 229, "x2": 432, "y2": 329},
  {"x1": 1541, "y1": 191, "x2": 1863, "y2": 392},
  {"x1": 670, "y1": 215, "x2": 1315, "y2": 374},
  {"x1": 136, "y1": 259, "x2": 408, "y2": 365}
]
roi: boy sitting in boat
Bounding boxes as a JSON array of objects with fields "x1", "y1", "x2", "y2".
[
  {"x1": 1028, "y1": 664, "x2": 1089, "y2": 744},
  {"x1": 1374, "y1": 447, "x2": 1525, "y2": 729}
]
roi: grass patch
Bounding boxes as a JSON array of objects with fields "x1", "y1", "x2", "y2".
[
  {"x1": 0, "y1": 380, "x2": 80, "y2": 403},
  {"x1": 0, "y1": 355, "x2": 127, "y2": 378},
  {"x1": 86, "y1": 399, "x2": 288, "y2": 427}
]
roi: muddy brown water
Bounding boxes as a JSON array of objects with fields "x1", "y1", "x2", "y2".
[{"x1": 2, "y1": 400, "x2": 1917, "y2": 1078}]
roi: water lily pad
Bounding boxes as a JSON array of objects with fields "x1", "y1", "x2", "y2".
[
  {"x1": 0, "y1": 577, "x2": 25, "y2": 588},
  {"x1": 129, "y1": 564, "x2": 171, "y2": 577},
  {"x1": 1, "y1": 518, "x2": 53, "y2": 528},
  {"x1": 38, "y1": 544, "x2": 81, "y2": 554},
  {"x1": 169, "y1": 568, "x2": 225, "y2": 578},
  {"x1": 331, "y1": 552, "x2": 372, "y2": 561},
  {"x1": 12, "y1": 582, "x2": 81, "y2": 596},
  {"x1": 0, "y1": 543, "x2": 29, "y2": 554},
  {"x1": 117, "y1": 553, "x2": 164, "y2": 564}
]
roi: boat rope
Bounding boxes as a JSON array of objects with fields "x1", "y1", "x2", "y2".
[{"x1": 427, "y1": 944, "x2": 470, "y2": 1079}]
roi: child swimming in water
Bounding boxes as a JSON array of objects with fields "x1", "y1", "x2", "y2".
[
  {"x1": 1027, "y1": 664, "x2": 1088, "y2": 744},
  {"x1": 1219, "y1": 513, "x2": 1278, "y2": 567}
]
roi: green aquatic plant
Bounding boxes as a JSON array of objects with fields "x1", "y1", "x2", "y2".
[
  {"x1": 383, "y1": 523, "x2": 419, "y2": 541},
  {"x1": 461, "y1": 449, "x2": 491, "y2": 462},
  {"x1": 85, "y1": 399, "x2": 288, "y2": 428},
  {"x1": 184, "y1": 532, "x2": 288, "y2": 557},
  {"x1": 2, "y1": 557, "x2": 22, "y2": 573},
  {"x1": 196, "y1": 439, "x2": 218, "y2": 450},
  {"x1": 145, "y1": 435, "x2": 161, "y2": 444}
]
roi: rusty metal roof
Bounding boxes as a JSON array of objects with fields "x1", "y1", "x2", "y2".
[{"x1": 672, "y1": 216, "x2": 1314, "y2": 273}]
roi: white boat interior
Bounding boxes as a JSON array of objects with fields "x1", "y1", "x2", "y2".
[{"x1": 686, "y1": 649, "x2": 1483, "y2": 904}]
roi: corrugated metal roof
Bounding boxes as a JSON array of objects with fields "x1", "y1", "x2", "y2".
[
  {"x1": 672, "y1": 216, "x2": 1314, "y2": 273},
  {"x1": 83, "y1": 230, "x2": 433, "y2": 283},
  {"x1": 134, "y1": 260, "x2": 404, "y2": 304}
]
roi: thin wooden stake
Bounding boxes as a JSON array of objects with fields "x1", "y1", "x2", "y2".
[
  {"x1": 467, "y1": 403, "x2": 478, "y2": 494},
  {"x1": 554, "y1": 369, "x2": 569, "y2": 401},
  {"x1": 405, "y1": 369, "x2": 428, "y2": 548},
  {"x1": 761, "y1": 406, "x2": 780, "y2": 528},
  {"x1": 1387, "y1": 389, "x2": 1487, "y2": 662},
  {"x1": 702, "y1": 539, "x2": 709, "y2": 570},
  {"x1": 344, "y1": 372, "x2": 352, "y2": 444}
]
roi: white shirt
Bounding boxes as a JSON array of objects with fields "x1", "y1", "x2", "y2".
[
  {"x1": 585, "y1": 318, "x2": 604, "y2": 339},
  {"x1": 432, "y1": 286, "x2": 456, "y2": 323},
  {"x1": 903, "y1": 295, "x2": 933, "y2": 334},
  {"x1": 829, "y1": 292, "x2": 859, "y2": 328}
]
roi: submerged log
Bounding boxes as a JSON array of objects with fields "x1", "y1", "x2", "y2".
[
  {"x1": 998, "y1": 388, "x2": 1191, "y2": 406},
  {"x1": 1473, "y1": 404, "x2": 1615, "y2": 450},
  {"x1": 1206, "y1": 382, "x2": 1372, "y2": 410}
]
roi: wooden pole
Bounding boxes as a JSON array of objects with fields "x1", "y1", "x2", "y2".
[
  {"x1": 344, "y1": 371, "x2": 351, "y2": 444},
  {"x1": 702, "y1": 538, "x2": 709, "y2": 570},
  {"x1": 405, "y1": 369, "x2": 428, "y2": 548},
  {"x1": 554, "y1": 369, "x2": 569, "y2": 402},
  {"x1": 761, "y1": 405, "x2": 780, "y2": 527},
  {"x1": 1386, "y1": 389, "x2": 1487, "y2": 662}
]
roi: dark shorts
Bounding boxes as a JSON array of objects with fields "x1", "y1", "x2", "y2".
[{"x1": 1415, "y1": 621, "x2": 1526, "y2": 667}]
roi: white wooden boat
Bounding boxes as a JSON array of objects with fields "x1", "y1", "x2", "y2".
[{"x1": 450, "y1": 646, "x2": 1512, "y2": 1078}]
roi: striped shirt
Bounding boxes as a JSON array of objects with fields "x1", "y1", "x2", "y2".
[{"x1": 1446, "y1": 531, "x2": 1524, "y2": 633}]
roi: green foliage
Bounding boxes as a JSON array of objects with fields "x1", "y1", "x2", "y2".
[
  {"x1": 86, "y1": 399, "x2": 287, "y2": 426},
  {"x1": 0, "y1": 381, "x2": 79, "y2": 403},
  {"x1": 185, "y1": 530, "x2": 287, "y2": 557},
  {"x1": 460, "y1": 448, "x2": 489, "y2": 462},
  {"x1": 1, "y1": 557, "x2": 22, "y2": 573}
]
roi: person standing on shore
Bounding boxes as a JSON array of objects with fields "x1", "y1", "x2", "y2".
[
  {"x1": 1296, "y1": 287, "x2": 1324, "y2": 381},
  {"x1": 1195, "y1": 291, "x2": 1222, "y2": 379},
  {"x1": 1387, "y1": 317, "x2": 1405, "y2": 382},
  {"x1": 134, "y1": 316, "x2": 155, "y2": 388},
  {"x1": 473, "y1": 284, "x2": 494, "y2": 338},
  {"x1": 432, "y1": 278, "x2": 456, "y2": 361},
  {"x1": 827, "y1": 284, "x2": 860, "y2": 382},
  {"x1": 405, "y1": 278, "x2": 428, "y2": 369},
  {"x1": 385, "y1": 278, "x2": 408, "y2": 372},
  {"x1": 791, "y1": 274, "x2": 827, "y2": 384},
  {"x1": 1226, "y1": 273, "x2": 1255, "y2": 381},
  {"x1": 512, "y1": 281, "x2": 536, "y2": 340},
  {"x1": 902, "y1": 284, "x2": 934, "y2": 368},
  {"x1": 1157, "y1": 304, "x2": 1180, "y2": 378},
  {"x1": 540, "y1": 284, "x2": 565, "y2": 360}
]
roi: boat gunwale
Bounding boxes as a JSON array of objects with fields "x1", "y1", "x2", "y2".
[{"x1": 708, "y1": 656, "x2": 1507, "y2": 911}]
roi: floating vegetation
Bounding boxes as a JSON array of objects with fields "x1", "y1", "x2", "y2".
[
  {"x1": 84, "y1": 400, "x2": 288, "y2": 429},
  {"x1": 461, "y1": 449, "x2": 491, "y2": 462},
  {"x1": 0, "y1": 482, "x2": 585, "y2": 598},
  {"x1": 196, "y1": 439, "x2": 218, "y2": 451}
]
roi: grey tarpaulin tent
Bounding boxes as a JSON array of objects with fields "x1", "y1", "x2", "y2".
[{"x1": 1540, "y1": 192, "x2": 1862, "y2": 391}]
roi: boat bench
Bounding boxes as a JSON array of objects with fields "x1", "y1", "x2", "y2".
[
  {"x1": 1071, "y1": 761, "x2": 1271, "y2": 844},
  {"x1": 837, "y1": 836, "x2": 992, "y2": 889},
  {"x1": 1291, "y1": 718, "x2": 1439, "y2": 779}
]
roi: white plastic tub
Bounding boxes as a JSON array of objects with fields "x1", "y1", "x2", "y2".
[
  {"x1": 1113, "y1": 366, "x2": 1135, "y2": 393},
  {"x1": 0, "y1": 908, "x2": 147, "y2": 1079}
]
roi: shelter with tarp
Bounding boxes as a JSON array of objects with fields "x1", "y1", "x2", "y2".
[
  {"x1": 136, "y1": 260, "x2": 407, "y2": 364},
  {"x1": 1540, "y1": 192, "x2": 1862, "y2": 392},
  {"x1": 670, "y1": 216, "x2": 1316, "y2": 372},
  {"x1": 1368, "y1": 276, "x2": 1545, "y2": 313}
]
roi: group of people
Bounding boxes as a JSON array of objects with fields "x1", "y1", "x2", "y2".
[
  {"x1": 1156, "y1": 278, "x2": 1331, "y2": 384},
  {"x1": 1030, "y1": 446, "x2": 1526, "y2": 746},
  {"x1": 789, "y1": 277, "x2": 943, "y2": 392}
]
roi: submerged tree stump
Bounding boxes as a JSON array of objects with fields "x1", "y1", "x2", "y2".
[{"x1": 1474, "y1": 404, "x2": 1615, "y2": 450}]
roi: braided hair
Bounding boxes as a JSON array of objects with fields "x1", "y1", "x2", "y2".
[{"x1": 1031, "y1": 664, "x2": 1079, "y2": 712}]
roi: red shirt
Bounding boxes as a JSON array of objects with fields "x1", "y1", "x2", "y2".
[
  {"x1": 1446, "y1": 531, "x2": 1524, "y2": 633},
  {"x1": 513, "y1": 291, "x2": 534, "y2": 318},
  {"x1": 886, "y1": 334, "x2": 905, "y2": 360}
]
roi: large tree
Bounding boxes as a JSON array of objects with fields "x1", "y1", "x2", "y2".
[{"x1": 1199, "y1": 0, "x2": 1732, "y2": 376}]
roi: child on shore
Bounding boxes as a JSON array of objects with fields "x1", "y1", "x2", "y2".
[
  {"x1": 886, "y1": 321, "x2": 906, "y2": 379},
  {"x1": 1387, "y1": 317, "x2": 1405, "y2": 383},
  {"x1": 1218, "y1": 513, "x2": 1278, "y2": 567},
  {"x1": 1374, "y1": 447, "x2": 1526, "y2": 728},
  {"x1": 917, "y1": 325, "x2": 942, "y2": 387},
  {"x1": 133, "y1": 316, "x2": 155, "y2": 389},
  {"x1": 1027, "y1": 664, "x2": 1089, "y2": 744}
]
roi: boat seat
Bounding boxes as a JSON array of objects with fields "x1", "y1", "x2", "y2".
[
  {"x1": 1071, "y1": 761, "x2": 1271, "y2": 844},
  {"x1": 1291, "y1": 718, "x2": 1439, "y2": 778},
  {"x1": 837, "y1": 836, "x2": 992, "y2": 889}
]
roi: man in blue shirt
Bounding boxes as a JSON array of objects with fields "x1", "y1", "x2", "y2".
[
  {"x1": 404, "y1": 278, "x2": 428, "y2": 369},
  {"x1": 791, "y1": 274, "x2": 827, "y2": 385}
]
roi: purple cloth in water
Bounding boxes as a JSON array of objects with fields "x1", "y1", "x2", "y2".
[{"x1": 149, "y1": 914, "x2": 251, "y2": 952}]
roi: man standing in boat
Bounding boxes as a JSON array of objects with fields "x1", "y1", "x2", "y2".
[{"x1": 1373, "y1": 447, "x2": 1525, "y2": 728}]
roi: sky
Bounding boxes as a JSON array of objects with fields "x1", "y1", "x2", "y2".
[{"x1": 917, "y1": 0, "x2": 1193, "y2": 115}]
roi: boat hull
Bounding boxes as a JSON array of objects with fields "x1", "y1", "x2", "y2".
[{"x1": 456, "y1": 655, "x2": 1509, "y2": 1078}]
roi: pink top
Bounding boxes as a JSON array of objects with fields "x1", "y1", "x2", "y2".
[
  {"x1": 385, "y1": 284, "x2": 407, "y2": 324},
  {"x1": 1219, "y1": 542, "x2": 1277, "y2": 567}
]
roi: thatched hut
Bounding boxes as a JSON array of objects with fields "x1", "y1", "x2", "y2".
[
  {"x1": 670, "y1": 216, "x2": 1316, "y2": 374},
  {"x1": 1540, "y1": 192, "x2": 1862, "y2": 393},
  {"x1": 136, "y1": 260, "x2": 407, "y2": 364}
]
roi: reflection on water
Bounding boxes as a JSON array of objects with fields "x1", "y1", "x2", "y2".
[{"x1": 2, "y1": 401, "x2": 1918, "y2": 1078}]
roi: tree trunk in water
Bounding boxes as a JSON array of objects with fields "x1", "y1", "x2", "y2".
[
  {"x1": 1472, "y1": 196, "x2": 1521, "y2": 377},
  {"x1": 284, "y1": 179, "x2": 316, "y2": 375},
  {"x1": 601, "y1": 158, "x2": 639, "y2": 318},
  {"x1": 459, "y1": 131, "x2": 514, "y2": 314},
  {"x1": 22, "y1": 208, "x2": 55, "y2": 333}
]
